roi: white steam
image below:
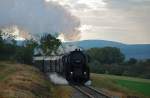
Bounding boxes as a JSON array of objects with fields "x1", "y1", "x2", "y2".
[
  {"x1": 49, "y1": 73, "x2": 68, "y2": 84},
  {"x1": 0, "y1": 0, "x2": 81, "y2": 41}
]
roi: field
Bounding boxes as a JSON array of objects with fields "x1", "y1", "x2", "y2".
[
  {"x1": 91, "y1": 73, "x2": 150, "y2": 98},
  {"x1": 0, "y1": 61, "x2": 72, "y2": 98}
]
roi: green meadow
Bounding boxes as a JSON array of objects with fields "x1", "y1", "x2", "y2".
[{"x1": 91, "y1": 73, "x2": 150, "y2": 98}]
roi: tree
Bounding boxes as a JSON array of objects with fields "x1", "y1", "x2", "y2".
[
  {"x1": 127, "y1": 58, "x2": 137, "y2": 65},
  {"x1": 0, "y1": 30, "x2": 4, "y2": 57},
  {"x1": 15, "y1": 39, "x2": 38, "y2": 64},
  {"x1": 40, "y1": 34, "x2": 61, "y2": 55},
  {"x1": 86, "y1": 47, "x2": 125, "y2": 75},
  {"x1": 87, "y1": 47, "x2": 125, "y2": 64},
  {"x1": 0, "y1": 30, "x2": 17, "y2": 60},
  {"x1": 0, "y1": 30, "x2": 3, "y2": 43}
]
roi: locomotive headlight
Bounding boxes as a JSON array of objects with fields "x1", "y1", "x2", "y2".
[
  {"x1": 70, "y1": 72, "x2": 73, "y2": 74},
  {"x1": 84, "y1": 72, "x2": 86, "y2": 75}
]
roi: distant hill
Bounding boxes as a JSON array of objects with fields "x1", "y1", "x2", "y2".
[{"x1": 65, "y1": 40, "x2": 150, "y2": 59}]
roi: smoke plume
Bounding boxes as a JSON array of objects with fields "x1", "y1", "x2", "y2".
[
  {"x1": 0, "y1": 0, "x2": 81, "y2": 41},
  {"x1": 49, "y1": 73, "x2": 68, "y2": 85}
]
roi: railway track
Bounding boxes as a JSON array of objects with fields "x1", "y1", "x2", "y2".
[{"x1": 73, "y1": 85, "x2": 111, "y2": 98}]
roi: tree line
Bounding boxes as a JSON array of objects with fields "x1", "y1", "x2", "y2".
[
  {"x1": 0, "y1": 30, "x2": 61, "y2": 64},
  {"x1": 87, "y1": 47, "x2": 150, "y2": 79},
  {"x1": 0, "y1": 30, "x2": 149, "y2": 79}
]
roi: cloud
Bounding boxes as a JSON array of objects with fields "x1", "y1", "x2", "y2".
[
  {"x1": 78, "y1": 0, "x2": 150, "y2": 44},
  {"x1": 2, "y1": 0, "x2": 148, "y2": 43},
  {"x1": 0, "y1": 0, "x2": 81, "y2": 41},
  {"x1": 48, "y1": 0, "x2": 107, "y2": 12}
]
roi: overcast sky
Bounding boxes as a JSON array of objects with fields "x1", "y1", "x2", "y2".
[
  {"x1": 0, "y1": 0, "x2": 150, "y2": 44},
  {"x1": 48, "y1": 0, "x2": 150, "y2": 44}
]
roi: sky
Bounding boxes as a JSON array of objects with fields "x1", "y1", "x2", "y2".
[
  {"x1": 0, "y1": 0, "x2": 150, "y2": 44},
  {"x1": 49, "y1": 0, "x2": 150, "y2": 44}
]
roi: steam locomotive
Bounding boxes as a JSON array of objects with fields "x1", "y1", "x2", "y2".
[{"x1": 33, "y1": 48, "x2": 90, "y2": 84}]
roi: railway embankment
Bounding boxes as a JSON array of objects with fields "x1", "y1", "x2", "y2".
[{"x1": 0, "y1": 61, "x2": 72, "y2": 98}]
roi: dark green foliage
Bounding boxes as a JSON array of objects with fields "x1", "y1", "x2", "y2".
[
  {"x1": 0, "y1": 30, "x2": 17, "y2": 60},
  {"x1": 88, "y1": 61, "x2": 105, "y2": 74},
  {"x1": 0, "y1": 30, "x2": 3, "y2": 44},
  {"x1": 122, "y1": 59, "x2": 150, "y2": 78},
  {"x1": 127, "y1": 58, "x2": 137, "y2": 65},
  {"x1": 14, "y1": 33, "x2": 61, "y2": 64},
  {"x1": 87, "y1": 47, "x2": 150, "y2": 79},
  {"x1": 15, "y1": 39, "x2": 38, "y2": 64},
  {"x1": 0, "y1": 31, "x2": 61, "y2": 64},
  {"x1": 87, "y1": 47, "x2": 125, "y2": 64},
  {"x1": 40, "y1": 34, "x2": 61, "y2": 55},
  {"x1": 87, "y1": 47, "x2": 125, "y2": 75}
]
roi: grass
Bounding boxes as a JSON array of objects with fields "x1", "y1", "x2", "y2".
[
  {"x1": 91, "y1": 73, "x2": 150, "y2": 98},
  {"x1": 52, "y1": 86, "x2": 73, "y2": 98},
  {"x1": 0, "y1": 66, "x2": 17, "y2": 81},
  {"x1": 0, "y1": 61, "x2": 53, "y2": 98},
  {"x1": 0, "y1": 61, "x2": 72, "y2": 98},
  {"x1": 115, "y1": 79, "x2": 150, "y2": 96}
]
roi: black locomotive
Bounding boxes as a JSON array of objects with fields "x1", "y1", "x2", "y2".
[{"x1": 33, "y1": 48, "x2": 90, "y2": 84}]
